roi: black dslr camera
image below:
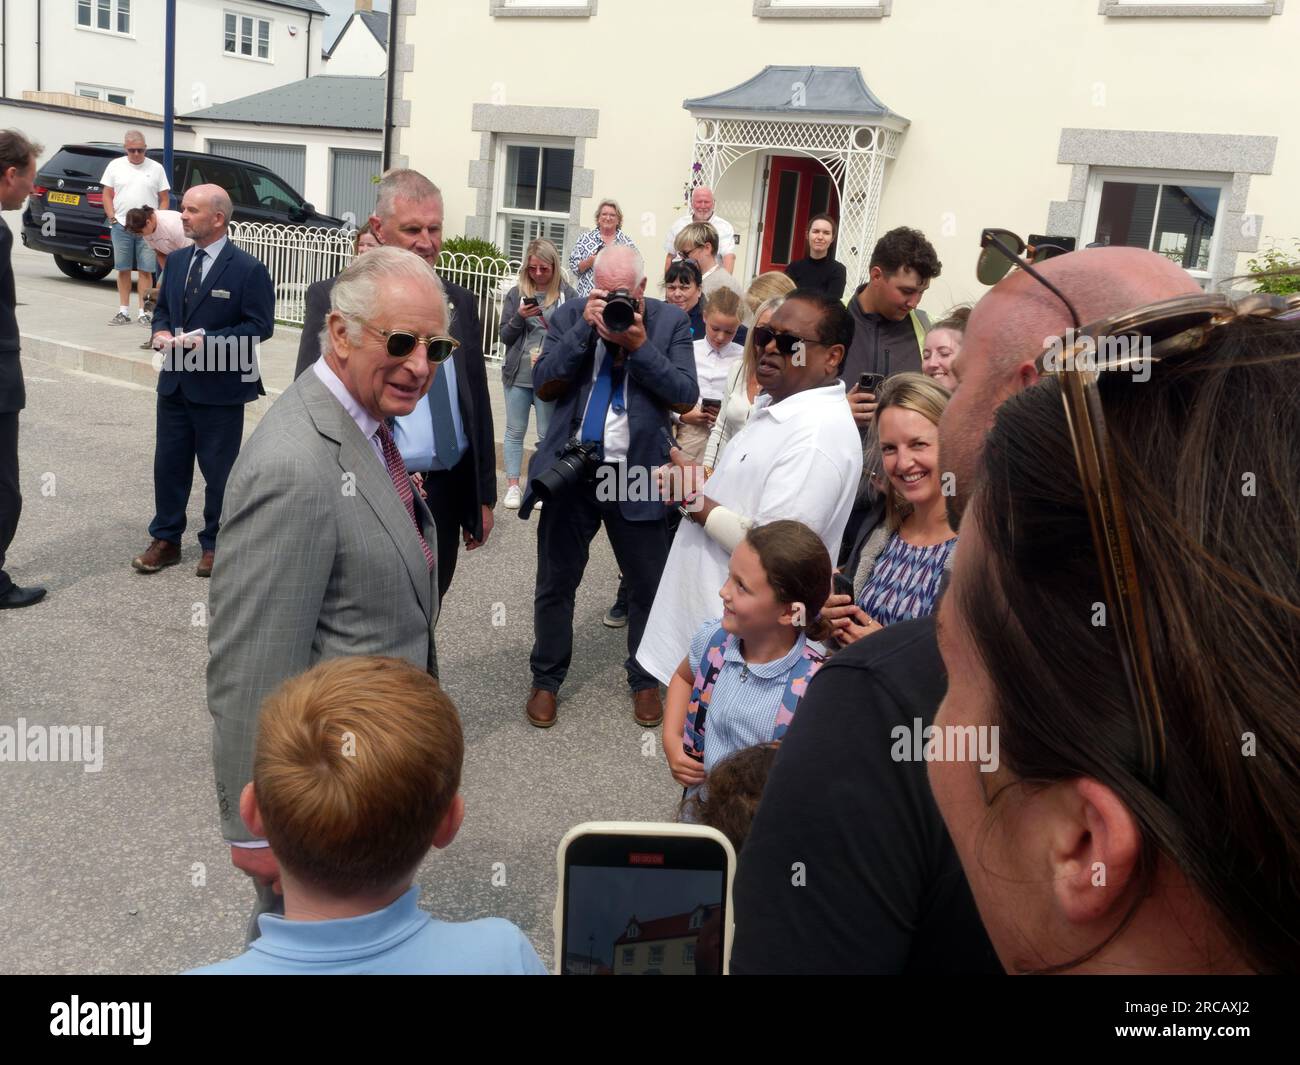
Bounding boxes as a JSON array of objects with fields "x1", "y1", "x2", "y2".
[
  {"x1": 521, "y1": 437, "x2": 601, "y2": 517},
  {"x1": 602, "y1": 289, "x2": 639, "y2": 332}
]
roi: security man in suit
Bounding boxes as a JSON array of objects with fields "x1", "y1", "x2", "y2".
[
  {"x1": 0, "y1": 128, "x2": 45, "y2": 610},
  {"x1": 294, "y1": 169, "x2": 496, "y2": 601},
  {"x1": 134, "y1": 184, "x2": 274, "y2": 577},
  {"x1": 208, "y1": 247, "x2": 447, "y2": 939},
  {"x1": 522, "y1": 245, "x2": 698, "y2": 729}
]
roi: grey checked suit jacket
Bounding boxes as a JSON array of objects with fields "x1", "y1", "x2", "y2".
[{"x1": 206, "y1": 368, "x2": 440, "y2": 843}]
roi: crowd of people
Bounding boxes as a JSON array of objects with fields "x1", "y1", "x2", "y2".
[{"x1": 2, "y1": 123, "x2": 1297, "y2": 976}]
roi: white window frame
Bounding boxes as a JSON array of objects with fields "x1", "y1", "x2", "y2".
[
  {"x1": 1081, "y1": 167, "x2": 1230, "y2": 287},
  {"x1": 648, "y1": 945, "x2": 665, "y2": 966},
  {"x1": 1099, "y1": 1, "x2": 1283, "y2": 16},
  {"x1": 490, "y1": 0, "x2": 596, "y2": 16},
  {"x1": 493, "y1": 135, "x2": 575, "y2": 259},
  {"x1": 755, "y1": 0, "x2": 892, "y2": 17},
  {"x1": 75, "y1": 82, "x2": 134, "y2": 107},
  {"x1": 621, "y1": 947, "x2": 635, "y2": 965},
  {"x1": 224, "y1": 10, "x2": 274, "y2": 63},
  {"x1": 77, "y1": 0, "x2": 133, "y2": 38}
]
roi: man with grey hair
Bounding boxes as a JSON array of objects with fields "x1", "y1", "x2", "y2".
[
  {"x1": 208, "y1": 245, "x2": 447, "y2": 938},
  {"x1": 101, "y1": 130, "x2": 169, "y2": 326},
  {"x1": 521, "y1": 243, "x2": 698, "y2": 729},
  {"x1": 132, "y1": 183, "x2": 273, "y2": 577},
  {"x1": 294, "y1": 168, "x2": 496, "y2": 603}
]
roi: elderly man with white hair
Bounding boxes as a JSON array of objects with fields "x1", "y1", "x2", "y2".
[
  {"x1": 664, "y1": 186, "x2": 736, "y2": 275},
  {"x1": 521, "y1": 244, "x2": 698, "y2": 729},
  {"x1": 207, "y1": 245, "x2": 449, "y2": 939}
]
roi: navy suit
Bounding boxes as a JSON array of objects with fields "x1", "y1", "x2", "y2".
[
  {"x1": 148, "y1": 238, "x2": 275, "y2": 552},
  {"x1": 525, "y1": 296, "x2": 697, "y2": 693}
]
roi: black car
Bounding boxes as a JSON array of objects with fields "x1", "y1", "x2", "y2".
[{"x1": 21, "y1": 143, "x2": 343, "y2": 281}]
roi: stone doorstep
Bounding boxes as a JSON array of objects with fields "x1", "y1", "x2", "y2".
[{"x1": 20, "y1": 332, "x2": 535, "y2": 477}]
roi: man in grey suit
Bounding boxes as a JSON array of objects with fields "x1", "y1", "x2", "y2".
[{"x1": 207, "y1": 246, "x2": 453, "y2": 934}]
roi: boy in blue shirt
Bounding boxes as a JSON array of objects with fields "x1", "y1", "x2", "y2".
[{"x1": 190, "y1": 655, "x2": 548, "y2": 975}]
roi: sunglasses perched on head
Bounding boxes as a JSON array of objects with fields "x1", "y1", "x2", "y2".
[
  {"x1": 977, "y1": 228, "x2": 1071, "y2": 286},
  {"x1": 752, "y1": 325, "x2": 826, "y2": 358},
  {"x1": 356, "y1": 318, "x2": 459, "y2": 363},
  {"x1": 978, "y1": 226, "x2": 1300, "y2": 794}
]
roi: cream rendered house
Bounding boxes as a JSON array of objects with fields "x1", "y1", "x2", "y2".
[{"x1": 387, "y1": 0, "x2": 1295, "y2": 308}]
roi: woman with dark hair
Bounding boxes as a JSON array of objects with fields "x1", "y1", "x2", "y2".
[
  {"x1": 784, "y1": 213, "x2": 847, "y2": 300},
  {"x1": 663, "y1": 258, "x2": 706, "y2": 339},
  {"x1": 932, "y1": 304, "x2": 1300, "y2": 973}
]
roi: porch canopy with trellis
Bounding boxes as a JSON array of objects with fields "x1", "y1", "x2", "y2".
[{"x1": 683, "y1": 66, "x2": 909, "y2": 288}]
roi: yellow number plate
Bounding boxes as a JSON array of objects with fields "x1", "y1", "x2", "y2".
[{"x1": 48, "y1": 192, "x2": 81, "y2": 205}]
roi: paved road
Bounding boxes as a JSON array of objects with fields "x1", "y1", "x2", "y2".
[{"x1": 0, "y1": 358, "x2": 680, "y2": 974}]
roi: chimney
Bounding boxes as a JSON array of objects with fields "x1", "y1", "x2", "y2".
[{"x1": 355, "y1": 1, "x2": 373, "y2": 10}]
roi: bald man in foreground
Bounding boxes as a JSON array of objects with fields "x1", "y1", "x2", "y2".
[
  {"x1": 133, "y1": 183, "x2": 275, "y2": 577},
  {"x1": 730, "y1": 246, "x2": 1200, "y2": 974}
]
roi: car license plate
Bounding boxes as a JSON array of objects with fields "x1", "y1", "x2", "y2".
[{"x1": 48, "y1": 192, "x2": 80, "y2": 205}]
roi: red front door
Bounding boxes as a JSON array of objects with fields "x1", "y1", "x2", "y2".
[{"x1": 758, "y1": 155, "x2": 841, "y2": 274}]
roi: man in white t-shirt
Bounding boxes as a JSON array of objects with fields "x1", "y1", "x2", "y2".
[
  {"x1": 100, "y1": 130, "x2": 170, "y2": 327},
  {"x1": 637, "y1": 291, "x2": 862, "y2": 686},
  {"x1": 664, "y1": 186, "x2": 736, "y2": 275}
]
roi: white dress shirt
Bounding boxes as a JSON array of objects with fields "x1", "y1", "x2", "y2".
[
  {"x1": 636, "y1": 380, "x2": 863, "y2": 686},
  {"x1": 313, "y1": 356, "x2": 385, "y2": 471}
]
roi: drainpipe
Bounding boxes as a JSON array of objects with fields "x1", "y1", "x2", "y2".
[
  {"x1": 305, "y1": 12, "x2": 312, "y2": 79},
  {"x1": 382, "y1": 2, "x2": 398, "y2": 168},
  {"x1": 35, "y1": 0, "x2": 40, "y2": 92},
  {"x1": 3, "y1": 0, "x2": 8, "y2": 99}
]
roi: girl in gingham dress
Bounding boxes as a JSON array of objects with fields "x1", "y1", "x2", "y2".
[{"x1": 661, "y1": 520, "x2": 834, "y2": 811}]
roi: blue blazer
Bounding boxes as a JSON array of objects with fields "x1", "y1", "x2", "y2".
[
  {"x1": 153, "y1": 239, "x2": 275, "y2": 406},
  {"x1": 525, "y1": 296, "x2": 698, "y2": 522}
]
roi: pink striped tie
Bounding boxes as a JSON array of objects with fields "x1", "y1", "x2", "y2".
[{"x1": 376, "y1": 422, "x2": 435, "y2": 572}]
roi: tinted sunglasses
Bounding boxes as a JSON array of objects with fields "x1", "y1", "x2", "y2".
[
  {"x1": 752, "y1": 325, "x2": 825, "y2": 357},
  {"x1": 977, "y1": 228, "x2": 1071, "y2": 286},
  {"x1": 357, "y1": 318, "x2": 459, "y2": 363}
]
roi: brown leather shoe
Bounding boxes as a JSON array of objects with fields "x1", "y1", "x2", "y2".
[
  {"x1": 526, "y1": 688, "x2": 557, "y2": 728},
  {"x1": 131, "y1": 538, "x2": 180, "y2": 574},
  {"x1": 196, "y1": 550, "x2": 215, "y2": 578},
  {"x1": 633, "y1": 687, "x2": 663, "y2": 728}
]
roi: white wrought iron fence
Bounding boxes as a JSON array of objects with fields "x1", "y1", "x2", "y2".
[{"x1": 227, "y1": 221, "x2": 523, "y2": 361}]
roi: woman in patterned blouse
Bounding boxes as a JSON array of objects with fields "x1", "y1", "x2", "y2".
[
  {"x1": 825, "y1": 373, "x2": 956, "y2": 644},
  {"x1": 568, "y1": 199, "x2": 637, "y2": 298}
]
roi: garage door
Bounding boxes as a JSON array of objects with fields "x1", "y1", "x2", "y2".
[
  {"x1": 330, "y1": 149, "x2": 383, "y2": 228},
  {"x1": 207, "y1": 140, "x2": 307, "y2": 197}
]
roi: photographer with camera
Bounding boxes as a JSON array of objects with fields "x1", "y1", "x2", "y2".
[{"x1": 520, "y1": 246, "x2": 698, "y2": 729}]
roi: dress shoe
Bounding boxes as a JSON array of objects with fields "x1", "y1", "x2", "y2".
[
  {"x1": 0, "y1": 584, "x2": 47, "y2": 609},
  {"x1": 131, "y1": 538, "x2": 180, "y2": 574},
  {"x1": 526, "y1": 687, "x2": 557, "y2": 729},
  {"x1": 633, "y1": 687, "x2": 664, "y2": 728},
  {"x1": 196, "y1": 550, "x2": 215, "y2": 578}
]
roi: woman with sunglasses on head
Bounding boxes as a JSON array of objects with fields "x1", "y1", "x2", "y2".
[
  {"x1": 499, "y1": 239, "x2": 575, "y2": 510},
  {"x1": 569, "y1": 199, "x2": 637, "y2": 299},
  {"x1": 932, "y1": 305, "x2": 1300, "y2": 974},
  {"x1": 822, "y1": 373, "x2": 956, "y2": 646}
]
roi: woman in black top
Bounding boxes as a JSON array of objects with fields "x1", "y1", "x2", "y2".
[{"x1": 784, "y1": 213, "x2": 847, "y2": 300}]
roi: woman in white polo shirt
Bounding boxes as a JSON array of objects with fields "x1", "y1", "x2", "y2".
[{"x1": 636, "y1": 291, "x2": 863, "y2": 686}]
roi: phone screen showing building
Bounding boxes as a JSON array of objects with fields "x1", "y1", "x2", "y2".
[{"x1": 563, "y1": 862, "x2": 726, "y2": 975}]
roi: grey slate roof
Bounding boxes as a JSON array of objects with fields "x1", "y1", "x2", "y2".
[
  {"x1": 684, "y1": 66, "x2": 906, "y2": 122},
  {"x1": 324, "y1": 8, "x2": 389, "y2": 58},
  {"x1": 181, "y1": 76, "x2": 384, "y2": 131},
  {"x1": 263, "y1": 0, "x2": 329, "y2": 14}
]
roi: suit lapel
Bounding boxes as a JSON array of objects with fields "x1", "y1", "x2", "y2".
[
  {"x1": 300, "y1": 372, "x2": 435, "y2": 622},
  {"x1": 187, "y1": 242, "x2": 235, "y2": 319}
]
